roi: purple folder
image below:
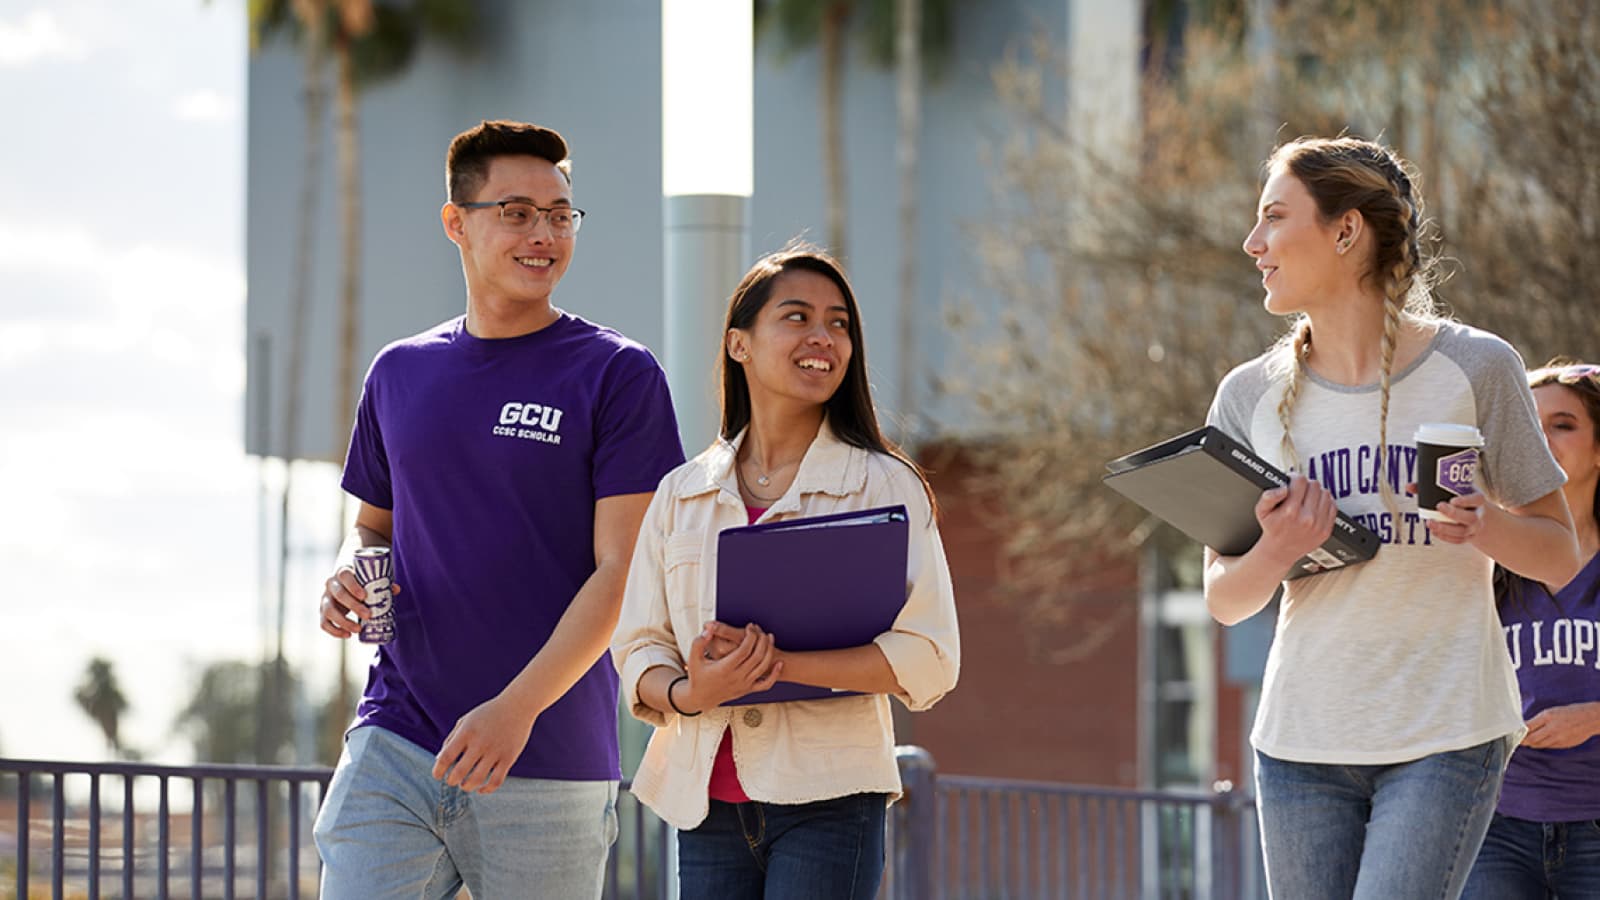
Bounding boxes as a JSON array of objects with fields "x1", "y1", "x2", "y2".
[{"x1": 715, "y1": 505, "x2": 910, "y2": 705}]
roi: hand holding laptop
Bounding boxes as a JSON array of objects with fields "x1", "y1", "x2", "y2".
[
  {"x1": 1252, "y1": 473, "x2": 1340, "y2": 571},
  {"x1": 1102, "y1": 426, "x2": 1379, "y2": 579}
]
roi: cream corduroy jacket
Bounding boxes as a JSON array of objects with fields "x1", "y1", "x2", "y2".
[{"x1": 611, "y1": 422, "x2": 961, "y2": 830}]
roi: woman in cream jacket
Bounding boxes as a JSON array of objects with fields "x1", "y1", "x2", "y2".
[{"x1": 612, "y1": 244, "x2": 960, "y2": 899}]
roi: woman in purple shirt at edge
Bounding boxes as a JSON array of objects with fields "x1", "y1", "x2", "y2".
[{"x1": 1464, "y1": 358, "x2": 1600, "y2": 899}]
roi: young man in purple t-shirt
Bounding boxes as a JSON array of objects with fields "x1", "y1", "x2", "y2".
[{"x1": 312, "y1": 120, "x2": 684, "y2": 899}]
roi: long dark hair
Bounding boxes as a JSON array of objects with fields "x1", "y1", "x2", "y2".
[
  {"x1": 717, "y1": 242, "x2": 936, "y2": 513},
  {"x1": 1494, "y1": 357, "x2": 1600, "y2": 614}
]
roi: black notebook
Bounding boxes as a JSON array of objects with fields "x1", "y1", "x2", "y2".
[{"x1": 1103, "y1": 426, "x2": 1380, "y2": 580}]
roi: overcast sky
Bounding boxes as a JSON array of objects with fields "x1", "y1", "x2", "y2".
[{"x1": 0, "y1": 0, "x2": 348, "y2": 764}]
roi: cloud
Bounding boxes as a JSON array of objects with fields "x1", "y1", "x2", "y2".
[
  {"x1": 0, "y1": 220, "x2": 243, "y2": 378},
  {"x1": 0, "y1": 0, "x2": 272, "y2": 769},
  {"x1": 0, "y1": 9, "x2": 90, "y2": 67},
  {"x1": 172, "y1": 88, "x2": 237, "y2": 123}
]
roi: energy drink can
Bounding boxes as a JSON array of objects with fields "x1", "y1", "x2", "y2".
[{"x1": 352, "y1": 547, "x2": 395, "y2": 644}]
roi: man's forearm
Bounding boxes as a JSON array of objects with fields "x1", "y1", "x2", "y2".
[{"x1": 335, "y1": 523, "x2": 392, "y2": 569}]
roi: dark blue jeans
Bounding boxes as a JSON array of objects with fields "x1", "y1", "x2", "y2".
[
  {"x1": 677, "y1": 793, "x2": 887, "y2": 900},
  {"x1": 1461, "y1": 812, "x2": 1600, "y2": 899}
]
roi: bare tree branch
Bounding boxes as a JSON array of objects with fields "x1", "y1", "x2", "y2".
[{"x1": 946, "y1": 0, "x2": 1597, "y2": 655}]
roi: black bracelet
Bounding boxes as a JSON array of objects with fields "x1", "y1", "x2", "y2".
[{"x1": 667, "y1": 675, "x2": 701, "y2": 717}]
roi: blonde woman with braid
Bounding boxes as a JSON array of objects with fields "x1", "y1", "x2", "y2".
[{"x1": 1204, "y1": 136, "x2": 1581, "y2": 900}]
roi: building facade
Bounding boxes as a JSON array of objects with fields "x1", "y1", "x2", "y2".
[{"x1": 243, "y1": 0, "x2": 1265, "y2": 790}]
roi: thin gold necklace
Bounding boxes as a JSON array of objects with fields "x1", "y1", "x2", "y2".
[
  {"x1": 740, "y1": 438, "x2": 802, "y2": 487},
  {"x1": 735, "y1": 465, "x2": 785, "y2": 504}
]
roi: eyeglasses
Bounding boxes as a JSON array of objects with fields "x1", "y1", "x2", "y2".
[
  {"x1": 1531, "y1": 363, "x2": 1600, "y2": 385},
  {"x1": 456, "y1": 200, "x2": 585, "y2": 236}
]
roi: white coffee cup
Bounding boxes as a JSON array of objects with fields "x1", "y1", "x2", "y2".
[{"x1": 1414, "y1": 423, "x2": 1485, "y2": 520}]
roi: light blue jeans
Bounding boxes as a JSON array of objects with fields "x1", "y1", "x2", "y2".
[
  {"x1": 313, "y1": 726, "x2": 618, "y2": 900},
  {"x1": 1254, "y1": 737, "x2": 1512, "y2": 900}
]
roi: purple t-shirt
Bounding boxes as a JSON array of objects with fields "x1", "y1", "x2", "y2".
[
  {"x1": 341, "y1": 313, "x2": 684, "y2": 780},
  {"x1": 1496, "y1": 550, "x2": 1600, "y2": 821}
]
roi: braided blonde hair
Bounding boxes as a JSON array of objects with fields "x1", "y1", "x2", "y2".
[{"x1": 1264, "y1": 138, "x2": 1438, "y2": 516}]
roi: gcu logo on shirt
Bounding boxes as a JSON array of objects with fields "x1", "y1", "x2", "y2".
[
  {"x1": 499, "y1": 402, "x2": 564, "y2": 431},
  {"x1": 492, "y1": 401, "x2": 564, "y2": 445}
]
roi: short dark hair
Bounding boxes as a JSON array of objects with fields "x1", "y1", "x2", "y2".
[{"x1": 446, "y1": 120, "x2": 572, "y2": 202}]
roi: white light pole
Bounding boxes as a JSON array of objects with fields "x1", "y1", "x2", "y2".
[{"x1": 662, "y1": 0, "x2": 753, "y2": 453}]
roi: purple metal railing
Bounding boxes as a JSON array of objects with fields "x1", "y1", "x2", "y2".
[
  {"x1": 5, "y1": 750, "x2": 1258, "y2": 899},
  {"x1": 1, "y1": 758, "x2": 672, "y2": 900},
  {"x1": 3, "y1": 758, "x2": 331, "y2": 899},
  {"x1": 889, "y1": 747, "x2": 1265, "y2": 900}
]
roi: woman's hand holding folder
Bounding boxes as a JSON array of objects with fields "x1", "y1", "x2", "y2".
[
  {"x1": 703, "y1": 620, "x2": 904, "y2": 698},
  {"x1": 1205, "y1": 474, "x2": 1339, "y2": 625},
  {"x1": 675, "y1": 624, "x2": 784, "y2": 714},
  {"x1": 1254, "y1": 474, "x2": 1339, "y2": 566}
]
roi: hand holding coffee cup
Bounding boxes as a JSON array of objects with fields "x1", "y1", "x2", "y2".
[{"x1": 1414, "y1": 423, "x2": 1485, "y2": 521}]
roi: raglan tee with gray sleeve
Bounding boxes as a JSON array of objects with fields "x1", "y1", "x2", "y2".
[{"x1": 1206, "y1": 321, "x2": 1566, "y2": 764}]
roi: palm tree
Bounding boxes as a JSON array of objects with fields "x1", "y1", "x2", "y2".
[
  {"x1": 893, "y1": 0, "x2": 922, "y2": 433},
  {"x1": 756, "y1": 0, "x2": 959, "y2": 257},
  {"x1": 246, "y1": 0, "x2": 330, "y2": 769},
  {"x1": 74, "y1": 657, "x2": 129, "y2": 756},
  {"x1": 327, "y1": 0, "x2": 475, "y2": 764},
  {"x1": 327, "y1": 0, "x2": 475, "y2": 469},
  {"x1": 756, "y1": 0, "x2": 855, "y2": 259},
  {"x1": 247, "y1": 0, "x2": 476, "y2": 764},
  {"x1": 249, "y1": 2, "x2": 475, "y2": 465},
  {"x1": 756, "y1": 0, "x2": 957, "y2": 431},
  {"x1": 175, "y1": 659, "x2": 302, "y2": 763}
]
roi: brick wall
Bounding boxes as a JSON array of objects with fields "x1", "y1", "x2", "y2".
[{"x1": 903, "y1": 446, "x2": 1145, "y2": 787}]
